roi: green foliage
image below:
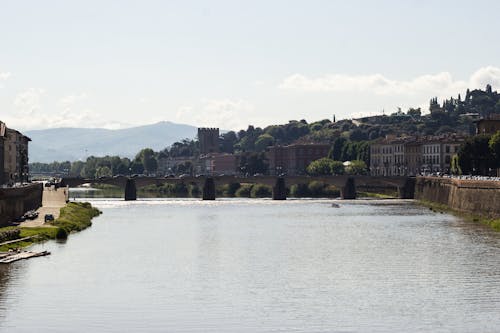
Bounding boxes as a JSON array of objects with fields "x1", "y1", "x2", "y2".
[
  {"x1": 330, "y1": 160, "x2": 345, "y2": 175},
  {"x1": 450, "y1": 154, "x2": 461, "y2": 175},
  {"x1": 188, "y1": 184, "x2": 200, "y2": 197},
  {"x1": 221, "y1": 183, "x2": 241, "y2": 197},
  {"x1": 290, "y1": 184, "x2": 309, "y2": 197},
  {"x1": 55, "y1": 227, "x2": 68, "y2": 240},
  {"x1": 345, "y1": 160, "x2": 368, "y2": 175},
  {"x1": 95, "y1": 166, "x2": 112, "y2": 178},
  {"x1": 50, "y1": 202, "x2": 102, "y2": 233},
  {"x1": 458, "y1": 135, "x2": 495, "y2": 174},
  {"x1": 238, "y1": 152, "x2": 268, "y2": 175},
  {"x1": 306, "y1": 158, "x2": 334, "y2": 175},
  {"x1": 254, "y1": 134, "x2": 275, "y2": 152},
  {"x1": 489, "y1": 131, "x2": 500, "y2": 167},
  {"x1": 235, "y1": 184, "x2": 253, "y2": 197},
  {"x1": 308, "y1": 181, "x2": 325, "y2": 196},
  {"x1": 290, "y1": 182, "x2": 339, "y2": 197},
  {"x1": 250, "y1": 184, "x2": 272, "y2": 198}
]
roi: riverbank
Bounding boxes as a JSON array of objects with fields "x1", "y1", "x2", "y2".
[
  {"x1": 0, "y1": 202, "x2": 101, "y2": 251},
  {"x1": 415, "y1": 177, "x2": 500, "y2": 231},
  {"x1": 419, "y1": 199, "x2": 500, "y2": 231}
]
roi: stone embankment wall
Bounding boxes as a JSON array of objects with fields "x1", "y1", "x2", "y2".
[
  {"x1": 415, "y1": 177, "x2": 500, "y2": 217},
  {"x1": 0, "y1": 183, "x2": 43, "y2": 226}
]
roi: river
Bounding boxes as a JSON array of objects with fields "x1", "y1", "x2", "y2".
[{"x1": 1, "y1": 197, "x2": 499, "y2": 332}]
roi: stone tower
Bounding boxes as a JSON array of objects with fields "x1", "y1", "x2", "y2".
[{"x1": 198, "y1": 128, "x2": 219, "y2": 154}]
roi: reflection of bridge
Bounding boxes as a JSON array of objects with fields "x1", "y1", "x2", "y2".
[{"x1": 60, "y1": 175, "x2": 416, "y2": 201}]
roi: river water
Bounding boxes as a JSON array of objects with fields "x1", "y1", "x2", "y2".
[{"x1": 1, "y1": 198, "x2": 500, "y2": 332}]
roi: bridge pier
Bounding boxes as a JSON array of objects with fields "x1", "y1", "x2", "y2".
[
  {"x1": 124, "y1": 179, "x2": 137, "y2": 201},
  {"x1": 202, "y1": 177, "x2": 216, "y2": 200},
  {"x1": 341, "y1": 177, "x2": 356, "y2": 199},
  {"x1": 398, "y1": 177, "x2": 416, "y2": 199},
  {"x1": 272, "y1": 177, "x2": 287, "y2": 200}
]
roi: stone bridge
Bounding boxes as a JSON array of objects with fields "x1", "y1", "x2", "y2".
[{"x1": 60, "y1": 175, "x2": 415, "y2": 201}]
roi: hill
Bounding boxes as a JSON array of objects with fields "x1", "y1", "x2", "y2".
[{"x1": 26, "y1": 121, "x2": 198, "y2": 163}]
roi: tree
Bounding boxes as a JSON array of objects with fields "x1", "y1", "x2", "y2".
[
  {"x1": 95, "y1": 166, "x2": 112, "y2": 178},
  {"x1": 345, "y1": 160, "x2": 368, "y2": 175},
  {"x1": 330, "y1": 161, "x2": 345, "y2": 175},
  {"x1": 136, "y1": 148, "x2": 158, "y2": 175},
  {"x1": 450, "y1": 154, "x2": 461, "y2": 175},
  {"x1": 407, "y1": 107, "x2": 421, "y2": 117},
  {"x1": 458, "y1": 135, "x2": 495, "y2": 175},
  {"x1": 489, "y1": 131, "x2": 500, "y2": 167},
  {"x1": 306, "y1": 158, "x2": 333, "y2": 175},
  {"x1": 238, "y1": 152, "x2": 268, "y2": 175},
  {"x1": 254, "y1": 134, "x2": 275, "y2": 152}
]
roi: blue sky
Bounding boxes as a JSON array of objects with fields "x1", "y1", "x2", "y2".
[{"x1": 1, "y1": 0, "x2": 500, "y2": 131}]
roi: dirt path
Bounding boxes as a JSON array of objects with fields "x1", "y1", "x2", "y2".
[{"x1": 21, "y1": 187, "x2": 67, "y2": 227}]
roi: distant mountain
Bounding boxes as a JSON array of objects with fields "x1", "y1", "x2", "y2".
[{"x1": 26, "y1": 121, "x2": 198, "y2": 163}]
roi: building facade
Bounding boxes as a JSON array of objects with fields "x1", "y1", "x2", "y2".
[
  {"x1": 475, "y1": 114, "x2": 500, "y2": 135},
  {"x1": 0, "y1": 121, "x2": 31, "y2": 185},
  {"x1": 267, "y1": 143, "x2": 330, "y2": 175},
  {"x1": 198, "y1": 128, "x2": 219, "y2": 154},
  {"x1": 370, "y1": 135, "x2": 465, "y2": 176},
  {"x1": 199, "y1": 153, "x2": 237, "y2": 175}
]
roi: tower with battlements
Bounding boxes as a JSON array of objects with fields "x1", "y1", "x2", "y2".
[{"x1": 198, "y1": 128, "x2": 219, "y2": 154}]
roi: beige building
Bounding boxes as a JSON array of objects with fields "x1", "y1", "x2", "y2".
[
  {"x1": 370, "y1": 135, "x2": 465, "y2": 176},
  {"x1": 475, "y1": 114, "x2": 500, "y2": 134},
  {"x1": 199, "y1": 153, "x2": 237, "y2": 175},
  {"x1": 1, "y1": 121, "x2": 31, "y2": 184}
]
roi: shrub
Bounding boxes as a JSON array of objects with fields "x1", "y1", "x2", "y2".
[
  {"x1": 308, "y1": 181, "x2": 325, "y2": 196},
  {"x1": 250, "y1": 184, "x2": 272, "y2": 198},
  {"x1": 290, "y1": 183, "x2": 310, "y2": 197},
  {"x1": 235, "y1": 184, "x2": 253, "y2": 197},
  {"x1": 222, "y1": 183, "x2": 241, "y2": 197}
]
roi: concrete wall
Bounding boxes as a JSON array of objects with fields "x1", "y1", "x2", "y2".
[
  {"x1": 415, "y1": 177, "x2": 500, "y2": 217},
  {"x1": 0, "y1": 183, "x2": 43, "y2": 226}
]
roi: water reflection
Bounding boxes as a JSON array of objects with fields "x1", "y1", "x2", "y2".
[{"x1": 0, "y1": 199, "x2": 499, "y2": 332}]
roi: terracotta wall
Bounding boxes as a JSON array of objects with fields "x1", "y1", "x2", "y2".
[{"x1": 415, "y1": 177, "x2": 500, "y2": 217}]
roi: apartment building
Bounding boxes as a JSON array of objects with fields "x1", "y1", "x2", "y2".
[
  {"x1": 267, "y1": 143, "x2": 330, "y2": 175},
  {"x1": 370, "y1": 135, "x2": 465, "y2": 176}
]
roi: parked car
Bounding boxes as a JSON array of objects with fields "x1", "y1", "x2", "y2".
[{"x1": 44, "y1": 214, "x2": 55, "y2": 222}]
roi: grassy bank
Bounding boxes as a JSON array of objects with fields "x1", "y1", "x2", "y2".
[
  {"x1": 419, "y1": 199, "x2": 500, "y2": 232},
  {"x1": 0, "y1": 202, "x2": 101, "y2": 251},
  {"x1": 357, "y1": 191, "x2": 398, "y2": 199}
]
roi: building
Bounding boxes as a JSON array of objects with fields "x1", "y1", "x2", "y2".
[
  {"x1": 198, "y1": 128, "x2": 219, "y2": 154},
  {"x1": 199, "y1": 153, "x2": 237, "y2": 175},
  {"x1": 475, "y1": 114, "x2": 500, "y2": 134},
  {"x1": 0, "y1": 122, "x2": 5, "y2": 184},
  {"x1": 267, "y1": 143, "x2": 330, "y2": 175},
  {"x1": 0, "y1": 121, "x2": 31, "y2": 185},
  {"x1": 157, "y1": 156, "x2": 194, "y2": 175},
  {"x1": 370, "y1": 134, "x2": 465, "y2": 176}
]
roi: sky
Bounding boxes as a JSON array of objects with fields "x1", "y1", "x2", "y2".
[{"x1": 1, "y1": 0, "x2": 500, "y2": 132}]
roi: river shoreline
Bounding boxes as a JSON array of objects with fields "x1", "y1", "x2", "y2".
[{"x1": 0, "y1": 202, "x2": 101, "y2": 251}]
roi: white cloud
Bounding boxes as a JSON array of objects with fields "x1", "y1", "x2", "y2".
[
  {"x1": 0, "y1": 72, "x2": 11, "y2": 80},
  {"x1": 13, "y1": 88, "x2": 46, "y2": 115},
  {"x1": 469, "y1": 66, "x2": 500, "y2": 88},
  {"x1": 176, "y1": 98, "x2": 254, "y2": 130},
  {"x1": 57, "y1": 93, "x2": 87, "y2": 111},
  {"x1": 279, "y1": 66, "x2": 500, "y2": 96}
]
